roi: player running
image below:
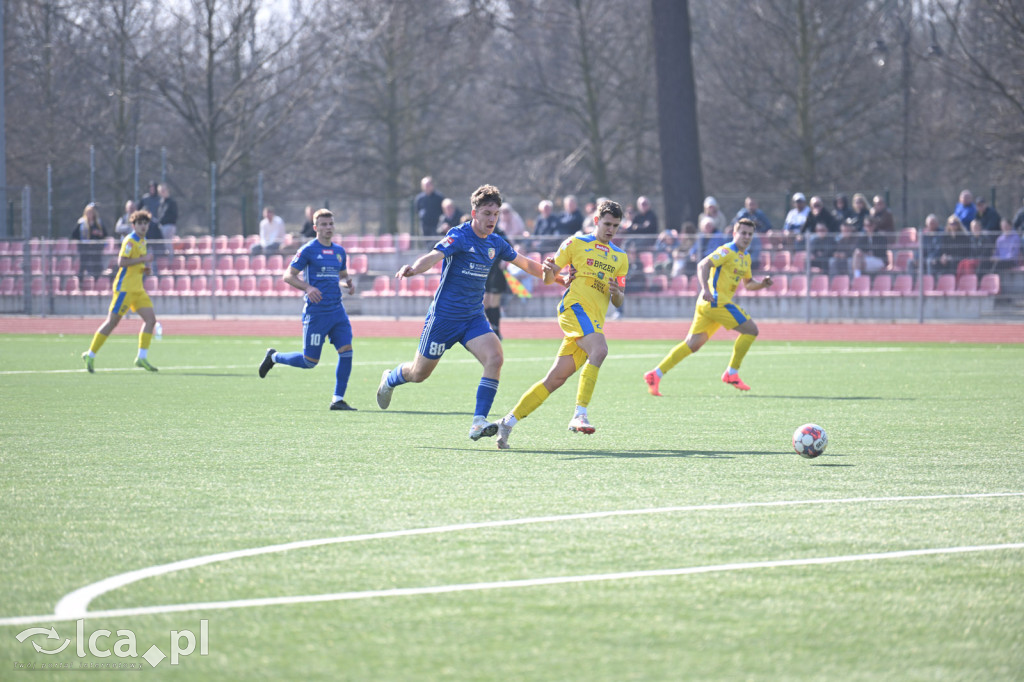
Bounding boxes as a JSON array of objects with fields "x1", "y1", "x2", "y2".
[
  {"x1": 375, "y1": 184, "x2": 546, "y2": 440},
  {"x1": 644, "y1": 218, "x2": 772, "y2": 396},
  {"x1": 495, "y1": 199, "x2": 628, "y2": 450},
  {"x1": 258, "y1": 208, "x2": 358, "y2": 411},
  {"x1": 82, "y1": 209, "x2": 160, "y2": 372}
]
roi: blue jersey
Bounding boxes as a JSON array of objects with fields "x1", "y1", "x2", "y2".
[
  {"x1": 289, "y1": 239, "x2": 349, "y2": 313},
  {"x1": 431, "y1": 222, "x2": 517, "y2": 317}
]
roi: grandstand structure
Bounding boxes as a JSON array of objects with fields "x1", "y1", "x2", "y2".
[{"x1": 0, "y1": 230, "x2": 1020, "y2": 321}]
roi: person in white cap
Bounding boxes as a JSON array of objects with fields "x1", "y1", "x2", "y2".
[
  {"x1": 698, "y1": 196, "x2": 727, "y2": 234},
  {"x1": 783, "y1": 192, "x2": 810, "y2": 236}
]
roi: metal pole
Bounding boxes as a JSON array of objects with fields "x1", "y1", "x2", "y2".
[
  {"x1": 161, "y1": 147, "x2": 167, "y2": 184},
  {"x1": 210, "y1": 162, "x2": 217, "y2": 321},
  {"x1": 804, "y1": 237, "x2": 811, "y2": 324},
  {"x1": 257, "y1": 171, "x2": 264, "y2": 220},
  {"x1": 21, "y1": 185, "x2": 30, "y2": 238},
  {"x1": 89, "y1": 145, "x2": 96, "y2": 203},
  {"x1": 917, "y1": 227, "x2": 925, "y2": 324},
  {"x1": 47, "y1": 165, "x2": 53, "y2": 238},
  {"x1": 900, "y1": 12, "x2": 911, "y2": 230},
  {"x1": 0, "y1": 0, "x2": 6, "y2": 239},
  {"x1": 133, "y1": 145, "x2": 140, "y2": 203}
]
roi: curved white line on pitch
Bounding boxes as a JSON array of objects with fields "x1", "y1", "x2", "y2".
[
  {"x1": 1, "y1": 542, "x2": 1020, "y2": 627},
  {"x1": 50, "y1": 492, "x2": 1024, "y2": 620}
]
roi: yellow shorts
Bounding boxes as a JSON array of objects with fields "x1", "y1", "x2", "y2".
[
  {"x1": 109, "y1": 289, "x2": 153, "y2": 316},
  {"x1": 556, "y1": 301, "x2": 602, "y2": 369},
  {"x1": 689, "y1": 299, "x2": 750, "y2": 338}
]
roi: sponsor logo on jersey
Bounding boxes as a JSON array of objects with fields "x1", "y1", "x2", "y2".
[
  {"x1": 595, "y1": 244, "x2": 609, "y2": 254},
  {"x1": 440, "y1": 236, "x2": 454, "y2": 247},
  {"x1": 487, "y1": 248, "x2": 495, "y2": 260}
]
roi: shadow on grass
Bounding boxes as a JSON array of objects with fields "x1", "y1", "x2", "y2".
[
  {"x1": 744, "y1": 395, "x2": 910, "y2": 402},
  {"x1": 441, "y1": 446, "x2": 780, "y2": 459}
]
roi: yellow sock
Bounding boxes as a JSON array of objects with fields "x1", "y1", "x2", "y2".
[
  {"x1": 576, "y1": 362, "x2": 600, "y2": 408},
  {"x1": 729, "y1": 334, "x2": 756, "y2": 370},
  {"x1": 139, "y1": 331, "x2": 153, "y2": 351},
  {"x1": 89, "y1": 332, "x2": 108, "y2": 354},
  {"x1": 512, "y1": 381, "x2": 551, "y2": 421},
  {"x1": 657, "y1": 342, "x2": 692, "y2": 374}
]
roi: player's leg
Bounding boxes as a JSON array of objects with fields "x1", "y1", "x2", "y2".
[
  {"x1": 497, "y1": 351, "x2": 578, "y2": 449},
  {"x1": 83, "y1": 294, "x2": 126, "y2": 371},
  {"x1": 328, "y1": 313, "x2": 356, "y2": 410},
  {"x1": 483, "y1": 290, "x2": 503, "y2": 340},
  {"x1": 722, "y1": 304, "x2": 757, "y2": 391},
  {"x1": 274, "y1": 314, "x2": 324, "y2": 369},
  {"x1": 645, "y1": 303, "x2": 716, "y2": 395},
  {"x1": 567, "y1": 333, "x2": 607, "y2": 434},
  {"x1": 376, "y1": 317, "x2": 448, "y2": 411},
  {"x1": 133, "y1": 303, "x2": 159, "y2": 371},
  {"x1": 464, "y1": 321, "x2": 504, "y2": 440}
]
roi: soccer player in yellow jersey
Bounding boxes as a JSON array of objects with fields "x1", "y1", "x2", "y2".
[
  {"x1": 644, "y1": 218, "x2": 773, "y2": 395},
  {"x1": 82, "y1": 210, "x2": 160, "y2": 372},
  {"x1": 495, "y1": 200, "x2": 628, "y2": 449}
]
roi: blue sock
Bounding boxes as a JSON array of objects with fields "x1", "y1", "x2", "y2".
[
  {"x1": 334, "y1": 350, "x2": 353, "y2": 400},
  {"x1": 386, "y1": 364, "x2": 408, "y2": 388},
  {"x1": 475, "y1": 377, "x2": 499, "y2": 419},
  {"x1": 276, "y1": 351, "x2": 317, "y2": 369}
]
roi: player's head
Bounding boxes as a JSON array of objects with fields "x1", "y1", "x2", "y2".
[
  {"x1": 592, "y1": 199, "x2": 623, "y2": 243},
  {"x1": 471, "y1": 184, "x2": 502, "y2": 210},
  {"x1": 129, "y1": 209, "x2": 152, "y2": 236},
  {"x1": 470, "y1": 185, "x2": 502, "y2": 235},
  {"x1": 312, "y1": 208, "x2": 334, "y2": 240},
  {"x1": 733, "y1": 218, "x2": 756, "y2": 251}
]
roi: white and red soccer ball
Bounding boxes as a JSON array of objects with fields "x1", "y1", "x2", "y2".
[{"x1": 792, "y1": 423, "x2": 828, "y2": 459}]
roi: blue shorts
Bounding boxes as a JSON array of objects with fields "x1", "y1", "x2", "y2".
[
  {"x1": 417, "y1": 309, "x2": 493, "y2": 360},
  {"x1": 302, "y1": 307, "x2": 353, "y2": 362}
]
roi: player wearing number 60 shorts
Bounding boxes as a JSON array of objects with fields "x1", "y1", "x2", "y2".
[
  {"x1": 375, "y1": 184, "x2": 546, "y2": 441},
  {"x1": 494, "y1": 200, "x2": 628, "y2": 450},
  {"x1": 257, "y1": 209, "x2": 358, "y2": 411}
]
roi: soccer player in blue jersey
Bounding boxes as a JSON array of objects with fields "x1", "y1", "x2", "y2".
[
  {"x1": 82, "y1": 209, "x2": 160, "y2": 372},
  {"x1": 258, "y1": 209, "x2": 358, "y2": 411},
  {"x1": 494, "y1": 200, "x2": 628, "y2": 449},
  {"x1": 644, "y1": 218, "x2": 773, "y2": 396},
  {"x1": 375, "y1": 184, "x2": 546, "y2": 440}
]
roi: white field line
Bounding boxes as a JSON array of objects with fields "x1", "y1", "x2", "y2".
[
  {"x1": 0, "y1": 492, "x2": 1003, "y2": 624},
  {"x1": 0, "y1": 346, "x2": 910, "y2": 375},
  {"x1": 2, "y1": 543, "x2": 1022, "y2": 627}
]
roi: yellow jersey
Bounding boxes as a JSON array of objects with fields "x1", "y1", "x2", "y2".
[
  {"x1": 112, "y1": 232, "x2": 148, "y2": 293},
  {"x1": 705, "y1": 241, "x2": 751, "y2": 307},
  {"x1": 554, "y1": 234, "x2": 628, "y2": 320}
]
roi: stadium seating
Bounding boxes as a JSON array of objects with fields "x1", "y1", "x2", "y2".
[
  {"x1": 0, "y1": 276, "x2": 17, "y2": 295},
  {"x1": 227, "y1": 235, "x2": 246, "y2": 253},
  {"x1": 266, "y1": 254, "x2": 285, "y2": 274},
  {"x1": 808, "y1": 274, "x2": 829, "y2": 297},
  {"x1": 789, "y1": 250, "x2": 806, "y2": 273},
  {"x1": 234, "y1": 255, "x2": 252, "y2": 275},
  {"x1": 256, "y1": 275, "x2": 274, "y2": 296},
  {"x1": 892, "y1": 250, "x2": 913, "y2": 272},
  {"x1": 349, "y1": 253, "x2": 369, "y2": 275},
  {"x1": 239, "y1": 275, "x2": 257, "y2": 296},
  {"x1": 192, "y1": 275, "x2": 211, "y2": 296},
  {"x1": 399, "y1": 275, "x2": 427, "y2": 296},
  {"x1": 362, "y1": 275, "x2": 394, "y2": 297},
  {"x1": 214, "y1": 235, "x2": 229, "y2": 252},
  {"x1": 829, "y1": 274, "x2": 850, "y2": 296},
  {"x1": 849, "y1": 275, "x2": 871, "y2": 297},
  {"x1": 897, "y1": 227, "x2": 918, "y2": 248},
  {"x1": 670, "y1": 275, "x2": 688, "y2": 295},
  {"x1": 771, "y1": 251, "x2": 790, "y2": 273},
  {"x1": 426, "y1": 275, "x2": 442, "y2": 296},
  {"x1": 639, "y1": 251, "x2": 655, "y2": 274},
  {"x1": 223, "y1": 275, "x2": 241, "y2": 296},
  {"x1": 759, "y1": 275, "x2": 787, "y2": 297},
  {"x1": 175, "y1": 276, "x2": 193, "y2": 296},
  {"x1": 978, "y1": 273, "x2": 1000, "y2": 295},
  {"x1": 784, "y1": 274, "x2": 807, "y2": 297},
  {"x1": 892, "y1": 274, "x2": 914, "y2": 296},
  {"x1": 927, "y1": 274, "x2": 958, "y2": 296},
  {"x1": 871, "y1": 274, "x2": 893, "y2": 297}
]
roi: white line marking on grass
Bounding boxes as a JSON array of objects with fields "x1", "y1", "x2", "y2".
[
  {"x1": 2, "y1": 542, "x2": 1021, "y2": 627},
  {"x1": 23, "y1": 491, "x2": 1017, "y2": 622}
]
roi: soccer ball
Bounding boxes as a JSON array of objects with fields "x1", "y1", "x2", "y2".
[{"x1": 792, "y1": 423, "x2": 828, "y2": 458}]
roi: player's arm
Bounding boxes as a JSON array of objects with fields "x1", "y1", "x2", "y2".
[
  {"x1": 743, "y1": 273, "x2": 774, "y2": 291},
  {"x1": 608, "y1": 277, "x2": 625, "y2": 308},
  {"x1": 284, "y1": 265, "x2": 322, "y2": 303},
  {"x1": 338, "y1": 268, "x2": 355, "y2": 294},
  {"x1": 510, "y1": 252, "x2": 544, "y2": 279},
  {"x1": 117, "y1": 248, "x2": 152, "y2": 269},
  {"x1": 395, "y1": 249, "x2": 444, "y2": 279},
  {"x1": 696, "y1": 255, "x2": 715, "y2": 302}
]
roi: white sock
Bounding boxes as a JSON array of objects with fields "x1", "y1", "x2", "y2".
[
  {"x1": 87, "y1": 351, "x2": 96, "y2": 358},
  {"x1": 504, "y1": 414, "x2": 518, "y2": 427},
  {"x1": 137, "y1": 349, "x2": 148, "y2": 359},
  {"x1": 574, "y1": 406, "x2": 587, "y2": 418},
  {"x1": 727, "y1": 367, "x2": 738, "y2": 375}
]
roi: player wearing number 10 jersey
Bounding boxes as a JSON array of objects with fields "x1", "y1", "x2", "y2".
[
  {"x1": 375, "y1": 184, "x2": 546, "y2": 441},
  {"x1": 257, "y1": 209, "x2": 358, "y2": 411}
]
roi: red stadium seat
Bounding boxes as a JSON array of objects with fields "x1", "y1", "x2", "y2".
[
  {"x1": 214, "y1": 235, "x2": 229, "y2": 252},
  {"x1": 266, "y1": 254, "x2": 285, "y2": 274},
  {"x1": 256, "y1": 275, "x2": 275, "y2": 296},
  {"x1": 227, "y1": 234, "x2": 245, "y2": 253},
  {"x1": 829, "y1": 275, "x2": 850, "y2": 296},
  {"x1": 215, "y1": 255, "x2": 233, "y2": 273},
  {"x1": 927, "y1": 274, "x2": 958, "y2": 296},
  {"x1": 892, "y1": 274, "x2": 914, "y2": 296},
  {"x1": 396, "y1": 233, "x2": 412, "y2": 251},
  {"x1": 349, "y1": 253, "x2": 369, "y2": 275},
  {"x1": 175, "y1": 276, "x2": 193, "y2": 296},
  {"x1": 788, "y1": 250, "x2": 806, "y2": 273},
  {"x1": 849, "y1": 275, "x2": 871, "y2": 297},
  {"x1": 234, "y1": 255, "x2": 252, "y2": 275},
  {"x1": 957, "y1": 274, "x2": 981, "y2": 296},
  {"x1": 771, "y1": 250, "x2": 790, "y2": 273},
  {"x1": 192, "y1": 275, "x2": 211, "y2": 296},
  {"x1": 249, "y1": 254, "x2": 267, "y2": 275},
  {"x1": 897, "y1": 227, "x2": 918, "y2": 247},
  {"x1": 223, "y1": 275, "x2": 241, "y2": 296},
  {"x1": 377, "y1": 233, "x2": 395, "y2": 252},
  {"x1": 758, "y1": 274, "x2": 787, "y2": 297},
  {"x1": 808, "y1": 274, "x2": 829, "y2": 297},
  {"x1": 670, "y1": 275, "x2": 688, "y2": 295},
  {"x1": 59, "y1": 276, "x2": 81, "y2": 296},
  {"x1": 362, "y1": 275, "x2": 394, "y2": 297},
  {"x1": 783, "y1": 274, "x2": 807, "y2": 297},
  {"x1": 639, "y1": 251, "x2": 655, "y2": 274},
  {"x1": 871, "y1": 274, "x2": 893, "y2": 296},
  {"x1": 892, "y1": 250, "x2": 914, "y2": 272},
  {"x1": 978, "y1": 273, "x2": 1000, "y2": 295},
  {"x1": 239, "y1": 275, "x2": 257, "y2": 296}
]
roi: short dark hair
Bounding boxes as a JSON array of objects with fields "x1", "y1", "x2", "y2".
[
  {"x1": 736, "y1": 218, "x2": 756, "y2": 230},
  {"x1": 595, "y1": 199, "x2": 622, "y2": 220},
  {"x1": 470, "y1": 184, "x2": 502, "y2": 210},
  {"x1": 312, "y1": 208, "x2": 333, "y2": 223},
  {"x1": 130, "y1": 210, "x2": 152, "y2": 223}
]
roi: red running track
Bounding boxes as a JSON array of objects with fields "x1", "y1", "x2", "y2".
[{"x1": 1, "y1": 316, "x2": 1022, "y2": 343}]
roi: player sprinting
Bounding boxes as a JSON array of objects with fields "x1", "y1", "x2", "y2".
[
  {"x1": 258, "y1": 208, "x2": 358, "y2": 411},
  {"x1": 82, "y1": 209, "x2": 160, "y2": 372},
  {"x1": 495, "y1": 199, "x2": 628, "y2": 450},
  {"x1": 644, "y1": 218, "x2": 772, "y2": 396},
  {"x1": 375, "y1": 184, "x2": 546, "y2": 440}
]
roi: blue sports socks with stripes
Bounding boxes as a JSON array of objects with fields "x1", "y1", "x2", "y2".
[{"x1": 475, "y1": 377, "x2": 499, "y2": 419}]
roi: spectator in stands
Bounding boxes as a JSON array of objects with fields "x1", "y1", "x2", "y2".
[
  {"x1": 910, "y1": 214, "x2": 943, "y2": 275},
  {"x1": 870, "y1": 195, "x2": 895, "y2": 235},
  {"x1": 140, "y1": 181, "x2": 160, "y2": 217},
  {"x1": 437, "y1": 198, "x2": 463, "y2": 234},
  {"x1": 155, "y1": 183, "x2": 178, "y2": 241},
  {"x1": 991, "y1": 219, "x2": 1021, "y2": 272},
  {"x1": 300, "y1": 205, "x2": 316, "y2": 238},
  {"x1": 670, "y1": 222, "x2": 697, "y2": 278},
  {"x1": 498, "y1": 203, "x2": 527, "y2": 244},
  {"x1": 848, "y1": 193, "x2": 871, "y2": 231},
  {"x1": 415, "y1": 176, "x2": 445, "y2": 236},
  {"x1": 832, "y1": 194, "x2": 855, "y2": 225},
  {"x1": 1013, "y1": 195, "x2": 1024, "y2": 232},
  {"x1": 829, "y1": 220, "x2": 859, "y2": 275},
  {"x1": 253, "y1": 206, "x2": 287, "y2": 255},
  {"x1": 808, "y1": 222, "x2": 837, "y2": 272},
  {"x1": 783, "y1": 192, "x2": 810, "y2": 235},
  {"x1": 932, "y1": 215, "x2": 970, "y2": 275},
  {"x1": 528, "y1": 199, "x2": 560, "y2": 251},
  {"x1": 653, "y1": 228, "x2": 680, "y2": 254},
  {"x1": 115, "y1": 200, "x2": 137, "y2": 236},
  {"x1": 733, "y1": 196, "x2": 773, "y2": 233},
  {"x1": 686, "y1": 216, "x2": 726, "y2": 275},
  {"x1": 71, "y1": 202, "x2": 109, "y2": 277},
  {"x1": 954, "y1": 190, "x2": 976, "y2": 231},
  {"x1": 630, "y1": 195, "x2": 660, "y2": 237},
  {"x1": 808, "y1": 196, "x2": 838, "y2": 233},
  {"x1": 556, "y1": 195, "x2": 584, "y2": 236},
  {"x1": 258, "y1": 208, "x2": 358, "y2": 411},
  {"x1": 698, "y1": 196, "x2": 727, "y2": 234},
  {"x1": 964, "y1": 219, "x2": 993, "y2": 274},
  {"x1": 975, "y1": 196, "x2": 1001, "y2": 235},
  {"x1": 852, "y1": 216, "x2": 890, "y2": 278}
]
